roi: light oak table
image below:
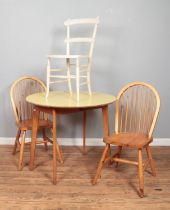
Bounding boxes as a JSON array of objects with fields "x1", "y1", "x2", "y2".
[{"x1": 26, "y1": 91, "x2": 115, "y2": 184}]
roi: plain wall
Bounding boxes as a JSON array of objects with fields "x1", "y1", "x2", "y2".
[{"x1": 0, "y1": 0, "x2": 170, "y2": 138}]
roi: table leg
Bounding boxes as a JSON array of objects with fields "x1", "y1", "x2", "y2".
[
  {"x1": 29, "y1": 107, "x2": 40, "y2": 170},
  {"x1": 52, "y1": 110, "x2": 64, "y2": 184},
  {"x1": 83, "y1": 111, "x2": 86, "y2": 154},
  {"x1": 102, "y1": 106, "x2": 109, "y2": 137},
  {"x1": 102, "y1": 105, "x2": 111, "y2": 155},
  {"x1": 52, "y1": 110, "x2": 57, "y2": 184},
  {"x1": 92, "y1": 105, "x2": 111, "y2": 184}
]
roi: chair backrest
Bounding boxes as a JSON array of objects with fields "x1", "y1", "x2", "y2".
[
  {"x1": 10, "y1": 76, "x2": 47, "y2": 124},
  {"x1": 115, "y1": 82, "x2": 160, "y2": 139},
  {"x1": 64, "y1": 17, "x2": 99, "y2": 57}
]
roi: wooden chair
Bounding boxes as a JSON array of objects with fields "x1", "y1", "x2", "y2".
[
  {"x1": 93, "y1": 82, "x2": 160, "y2": 197},
  {"x1": 46, "y1": 17, "x2": 100, "y2": 101},
  {"x1": 10, "y1": 76, "x2": 52, "y2": 170}
]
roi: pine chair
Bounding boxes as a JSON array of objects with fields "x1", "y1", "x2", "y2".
[
  {"x1": 10, "y1": 76, "x2": 52, "y2": 170},
  {"x1": 92, "y1": 82, "x2": 160, "y2": 197},
  {"x1": 46, "y1": 17, "x2": 100, "y2": 101}
]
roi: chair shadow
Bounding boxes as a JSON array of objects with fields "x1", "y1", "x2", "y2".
[{"x1": 13, "y1": 145, "x2": 153, "y2": 193}]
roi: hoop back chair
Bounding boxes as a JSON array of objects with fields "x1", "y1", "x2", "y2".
[
  {"x1": 10, "y1": 76, "x2": 52, "y2": 170},
  {"x1": 93, "y1": 82, "x2": 160, "y2": 197},
  {"x1": 46, "y1": 17, "x2": 100, "y2": 101}
]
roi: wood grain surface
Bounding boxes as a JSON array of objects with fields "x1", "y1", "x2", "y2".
[{"x1": 0, "y1": 145, "x2": 169, "y2": 210}]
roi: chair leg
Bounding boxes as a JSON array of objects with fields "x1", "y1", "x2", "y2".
[
  {"x1": 87, "y1": 71, "x2": 92, "y2": 95},
  {"x1": 56, "y1": 143, "x2": 63, "y2": 164},
  {"x1": 115, "y1": 146, "x2": 122, "y2": 168},
  {"x1": 66, "y1": 58, "x2": 72, "y2": 94},
  {"x1": 76, "y1": 58, "x2": 80, "y2": 101},
  {"x1": 146, "y1": 146, "x2": 156, "y2": 176},
  {"x1": 92, "y1": 144, "x2": 110, "y2": 185},
  {"x1": 18, "y1": 131, "x2": 26, "y2": 170},
  {"x1": 138, "y1": 149, "x2": 144, "y2": 197},
  {"x1": 109, "y1": 146, "x2": 122, "y2": 167},
  {"x1": 12, "y1": 129, "x2": 21, "y2": 155},
  {"x1": 50, "y1": 127, "x2": 63, "y2": 163},
  {"x1": 87, "y1": 57, "x2": 92, "y2": 95},
  {"x1": 42, "y1": 128, "x2": 48, "y2": 151}
]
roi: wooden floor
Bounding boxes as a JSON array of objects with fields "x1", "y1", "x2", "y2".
[{"x1": 0, "y1": 145, "x2": 170, "y2": 210}]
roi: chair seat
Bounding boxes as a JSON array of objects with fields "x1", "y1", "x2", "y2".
[
  {"x1": 17, "y1": 119, "x2": 52, "y2": 130},
  {"x1": 104, "y1": 133, "x2": 153, "y2": 148}
]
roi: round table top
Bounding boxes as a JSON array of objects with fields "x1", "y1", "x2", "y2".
[{"x1": 26, "y1": 91, "x2": 116, "y2": 109}]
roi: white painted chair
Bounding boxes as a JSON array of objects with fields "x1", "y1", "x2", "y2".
[{"x1": 46, "y1": 17, "x2": 100, "y2": 101}]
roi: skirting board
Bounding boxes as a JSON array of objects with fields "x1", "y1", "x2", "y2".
[{"x1": 0, "y1": 137, "x2": 170, "y2": 146}]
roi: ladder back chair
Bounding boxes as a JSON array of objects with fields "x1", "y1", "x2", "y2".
[
  {"x1": 10, "y1": 76, "x2": 52, "y2": 170},
  {"x1": 46, "y1": 17, "x2": 100, "y2": 101},
  {"x1": 93, "y1": 82, "x2": 160, "y2": 197}
]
